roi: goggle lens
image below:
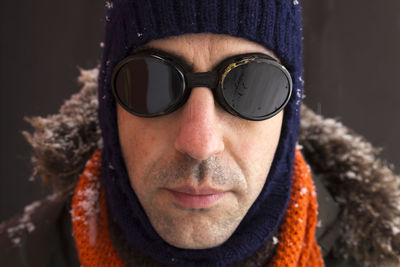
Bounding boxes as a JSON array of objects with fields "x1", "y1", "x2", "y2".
[
  {"x1": 220, "y1": 59, "x2": 291, "y2": 119},
  {"x1": 114, "y1": 57, "x2": 185, "y2": 115}
]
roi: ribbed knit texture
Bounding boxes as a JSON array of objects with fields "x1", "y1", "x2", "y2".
[
  {"x1": 98, "y1": 0, "x2": 303, "y2": 265},
  {"x1": 70, "y1": 151, "x2": 125, "y2": 267},
  {"x1": 268, "y1": 149, "x2": 323, "y2": 267},
  {"x1": 71, "y1": 149, "x2": 322, "y2": 266}
]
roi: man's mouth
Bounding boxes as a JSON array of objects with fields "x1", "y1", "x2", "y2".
[{"x1": 166, "y1": 186, "x2": 227, "y2": 209}]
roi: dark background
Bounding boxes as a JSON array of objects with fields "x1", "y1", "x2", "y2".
[{"x1": 1, "y1": 1, "x2": 399, "y2": 222}]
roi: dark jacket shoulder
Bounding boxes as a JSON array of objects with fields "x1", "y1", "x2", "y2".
[{"x1": 0, "y1": 192, "x2": 79, "y2": 267}]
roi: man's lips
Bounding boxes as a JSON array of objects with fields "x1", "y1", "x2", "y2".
[{"x1": 166, "y1": 186, "x2": 227, "y2": 209}]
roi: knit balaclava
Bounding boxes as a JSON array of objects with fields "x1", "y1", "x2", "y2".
[{"x1": 98, "y1": 1, "x2": 303, "y2": 266}]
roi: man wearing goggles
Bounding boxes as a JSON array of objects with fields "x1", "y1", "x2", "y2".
[
  {"x1": 113, "y1": 33, "x2": 292, "y2": 254},
  {"x1": 2, "y1": 0, "x2": 400, "y2": 266}
]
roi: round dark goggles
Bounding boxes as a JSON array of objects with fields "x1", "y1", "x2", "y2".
[{"x1": 111, "y1": 49, "x2": 292, "y2": 121}]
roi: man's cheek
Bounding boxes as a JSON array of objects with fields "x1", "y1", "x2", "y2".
[
  {"x1": 237, "y1": 136, "x2": 265, "y2": 160},
  {"x1": 119, "y1": 123, "x2": 154, "y2": 162}
]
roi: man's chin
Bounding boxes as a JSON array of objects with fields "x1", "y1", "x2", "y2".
[
  {"x1": 146, "y1": 198, "x2": 243, "y2": 250},
  {"x1": 158, "y1": 221, "x2": 234, "y2": 250}
]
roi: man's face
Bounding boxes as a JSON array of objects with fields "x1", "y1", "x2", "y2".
[{"x1": 117, "y1": 33, "x2": 283, "y2": 249}]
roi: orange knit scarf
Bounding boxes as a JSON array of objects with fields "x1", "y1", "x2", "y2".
[{"x1": 71, "y1": 149, "x2": 323, "y2": 267}]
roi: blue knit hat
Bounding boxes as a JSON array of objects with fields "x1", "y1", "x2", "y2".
[{"x1": 98, "y1": 1, "x2": 303, "y2": 266}]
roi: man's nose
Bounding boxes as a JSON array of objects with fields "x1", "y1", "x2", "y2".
[{"x1": 174, "y1": 88, "x2": 225, "y2": 161}]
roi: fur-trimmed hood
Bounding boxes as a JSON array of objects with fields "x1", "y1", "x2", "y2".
[{"x1": 21, "y1": 69, "x2": 400, "y2": 266}]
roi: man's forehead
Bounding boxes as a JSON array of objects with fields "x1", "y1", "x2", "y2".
[{"x1": 133, "y1": 33, "x2": 279, "y2": 71}]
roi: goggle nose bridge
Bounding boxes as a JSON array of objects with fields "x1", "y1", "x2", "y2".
[{"x1": 185, "y1": 71, "x2": 219, "y2": 90}]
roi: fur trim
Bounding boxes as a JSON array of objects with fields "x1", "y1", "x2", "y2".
[
  {"x1": 23, "y1": 68, "x2": 400, "y2": 266},
  {"x1": 299, "y1": 106, "x2": 400, "y2": 266},
  {"x1": 23, "y1": 69, "x2": 101, "y2": 191}
]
